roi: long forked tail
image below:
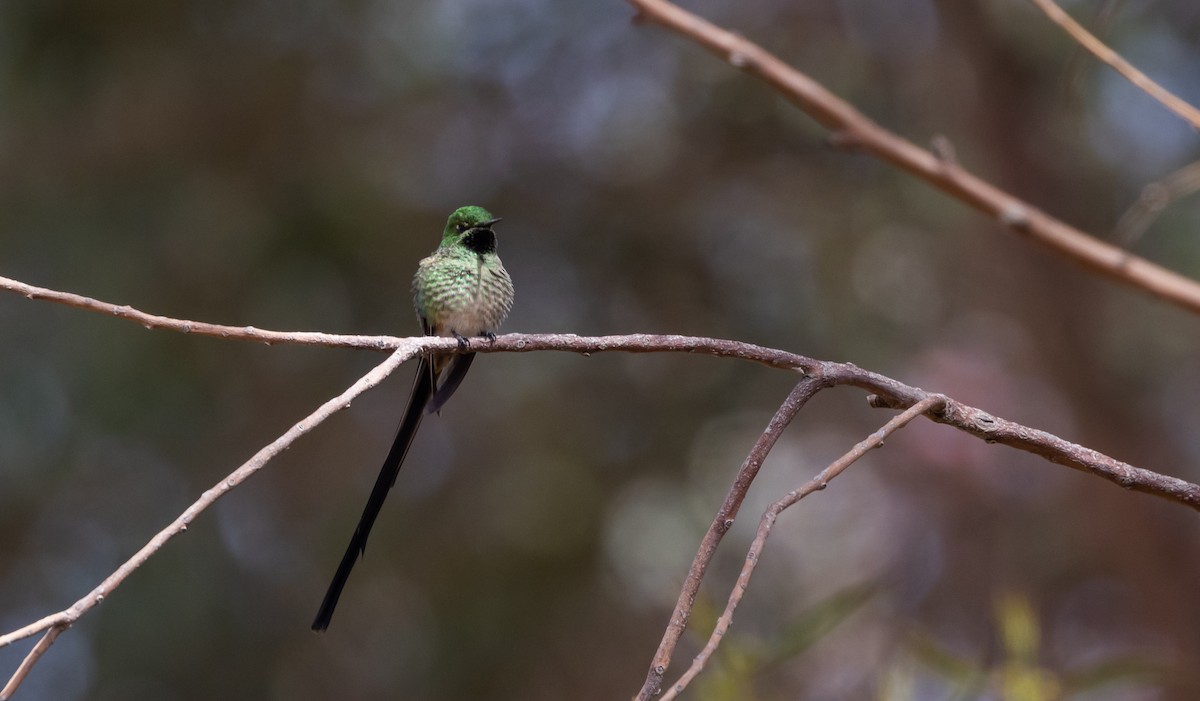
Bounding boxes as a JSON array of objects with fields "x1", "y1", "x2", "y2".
[{"x1": 311, "y1": 357, "x2": 436, "y2": 631}]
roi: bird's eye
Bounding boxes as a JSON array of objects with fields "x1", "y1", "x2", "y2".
[{"x1": 455, "y1": 223, "x2": 468, "y2": 233}]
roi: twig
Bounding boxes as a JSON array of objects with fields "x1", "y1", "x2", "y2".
[
  {"x1": 1029, "y1": 0, "x2": 1200, "y2": 131},
  {"x1": 624, "y1": 0, "x2": 1200, "y2": 316},
  {"x1": 854, "y1": 372, "x2": 1200, "y2": 511},
  {"x1": 635, "y1": 376, "x2": 830, "y2": 701},
  {"x1": 0, "y1": 274, "x2": 392, "y2": 351},
  {"x1": 660, "y1": 395, "x2": 947, "y2": 700},
  {"x1": 1114, "y1": 160, "x2": 1200, "y2": 250},
  {"x1": 0, "y1": 274, "x2": 811, "y2": 370},
  {"x1": 0, "y1": 346, "x2": 417, "y2": 698},
  {"x1": 0, "y1": 628, "x2": 63, "y2": 701}
]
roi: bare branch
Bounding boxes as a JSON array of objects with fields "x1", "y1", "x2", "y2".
[
  {"x1": 0, "y1": 274, "x2": 390, "y2": 350},
  {"x1": 0, "y1": 627, "x2": 63, "y2": 701},
  {"x1": 660, "y1": 395, "x2": 947, "y2": 700},
  {"x1": 624, "y1": 0, "x2": 1200, "y2": 316},
  {"x1": 1029, "y1": 0, "x2": 1200, "y2": 131},
  {"x1": 0, "y1": 274, "x2": 811, "y2": 370},
  {"x1": 635, "y1": 376, "x2": 830, "y2": 701},
  {"x1": 1115, "y1": 160, "x2": 1200, "y2": 249},
  {"x1": 0, "y1": 347, "x2": 417, "y2": 697},
  {"x1": 862, "y1": 387, "x2": 1200, "y2": 510}
]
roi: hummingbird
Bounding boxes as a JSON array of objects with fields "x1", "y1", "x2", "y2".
[{"x1": 312, "y1": 205, "x2": 515, "y2": 631}]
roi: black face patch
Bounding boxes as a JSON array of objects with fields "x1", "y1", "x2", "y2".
[{"x1": 461, "y1": 228, "x2": 496, "y2": 254}]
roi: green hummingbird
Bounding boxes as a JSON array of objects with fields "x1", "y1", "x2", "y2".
[{"x1": 312, "y1": 205, "x2": 515, "y2": 631}]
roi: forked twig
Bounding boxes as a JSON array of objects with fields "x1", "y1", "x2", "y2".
[
  {"x1": 635, "y1": 376, "x2": 830, "y2": 699},
  {"x1": 660, "y1": 396, "x2": 946, "y2": 700},
  {"x1": 633, "y1": 363, "x2": 1200, "y2": 698}
]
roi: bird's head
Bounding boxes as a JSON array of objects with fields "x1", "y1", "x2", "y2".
[{"x1": 443, "y1": 205, "x2": 501, "y2": 254}]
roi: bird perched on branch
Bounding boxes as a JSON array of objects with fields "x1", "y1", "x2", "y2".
[{"x1": 312, "y1": 205, "x2": 515, "y2": 631}]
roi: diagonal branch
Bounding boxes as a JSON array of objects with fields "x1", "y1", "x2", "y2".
[
  {"x1": 0, "y1": 346, "x2": 417, "y2": 698},
  {"x1": 625, "y1": 0, "x2": 1200, "y2": 316},
  {"x1": 1115, "y1": 160, "x2": 1200, "y2": 249},
  {"x1": 1029, "y1": 0, "x2": 1200, "y2": 131},
  {"x1": 635, "y1": 376, "x2": 830, "y2": 701},
  {"x1": 0, "y1": 628, "x2": 62, "y2": 701},
  {"x1": 659, "y1": 395, "x2": 948, "y2": 700},
  {"x1": 860, "y1": 381, "x2": 1200, "y2": 510}
]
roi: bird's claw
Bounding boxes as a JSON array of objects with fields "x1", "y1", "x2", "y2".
[
  {"x1": 483, "y1": 331, "x2": 497, "y2": 345},
  {"x1": 452, "y1": 332, "x2": 471, "y2": 351}
]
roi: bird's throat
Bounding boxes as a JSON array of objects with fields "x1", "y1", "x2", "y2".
[{"x1": 461, "y1": 229, "x2": 496, "y2": 254}]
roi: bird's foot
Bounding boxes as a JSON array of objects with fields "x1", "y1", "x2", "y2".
[
  {"x1": 482, "y1": 331, "x2": 497, "y2": 345},
  {"x1": 452, "y1": 332, "x2": 471, "y2": 351}
]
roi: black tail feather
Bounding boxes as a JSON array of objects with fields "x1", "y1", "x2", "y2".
[
  {"x1": 311, "y1": 357, "x2": 437, "y2": 631},
  {"x1": 427, "y1": 352, "x2": 475, "y2": 414}
]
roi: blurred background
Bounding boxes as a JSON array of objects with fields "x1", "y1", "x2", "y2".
[{"x1": 2, "y1": 0, "x2": 1199, "y2": 699}]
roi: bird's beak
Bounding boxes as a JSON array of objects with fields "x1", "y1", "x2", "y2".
[{"x1": 480, "y1": 217, "x2": 502, "y2": 228}]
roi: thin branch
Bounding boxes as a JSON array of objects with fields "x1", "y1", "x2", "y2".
[
  {"x1": 0, "y1": 274, "x2": 390, "y2": 351},
  {"x1": 625, "y1": 0, "x2": 1200, "y2": 316},
  {"x1": 1115, "y1": 160, "x2": 1200, "y2": 250},
  {"x1": 0, "y1": 275, "x2": 811, "y2": 370},
  {"x1": 660, "y1": 396, "x2": 947, "y2": 700},
  {"x1": 1029, "y1": 0, "x2": 1200, "y2": 131},
  {"x1": 0, "y1": 347, "x2": 416, "y2": 697},
  {"x1": 635, "y1": 376, "x2": 830, "y2": 701},
  {"x1": 862, "y1": 386, "x2": 1200, "y2": 510},
  {"x1": 0, "y1": 627, "x2": 63, "y2": 701}
]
